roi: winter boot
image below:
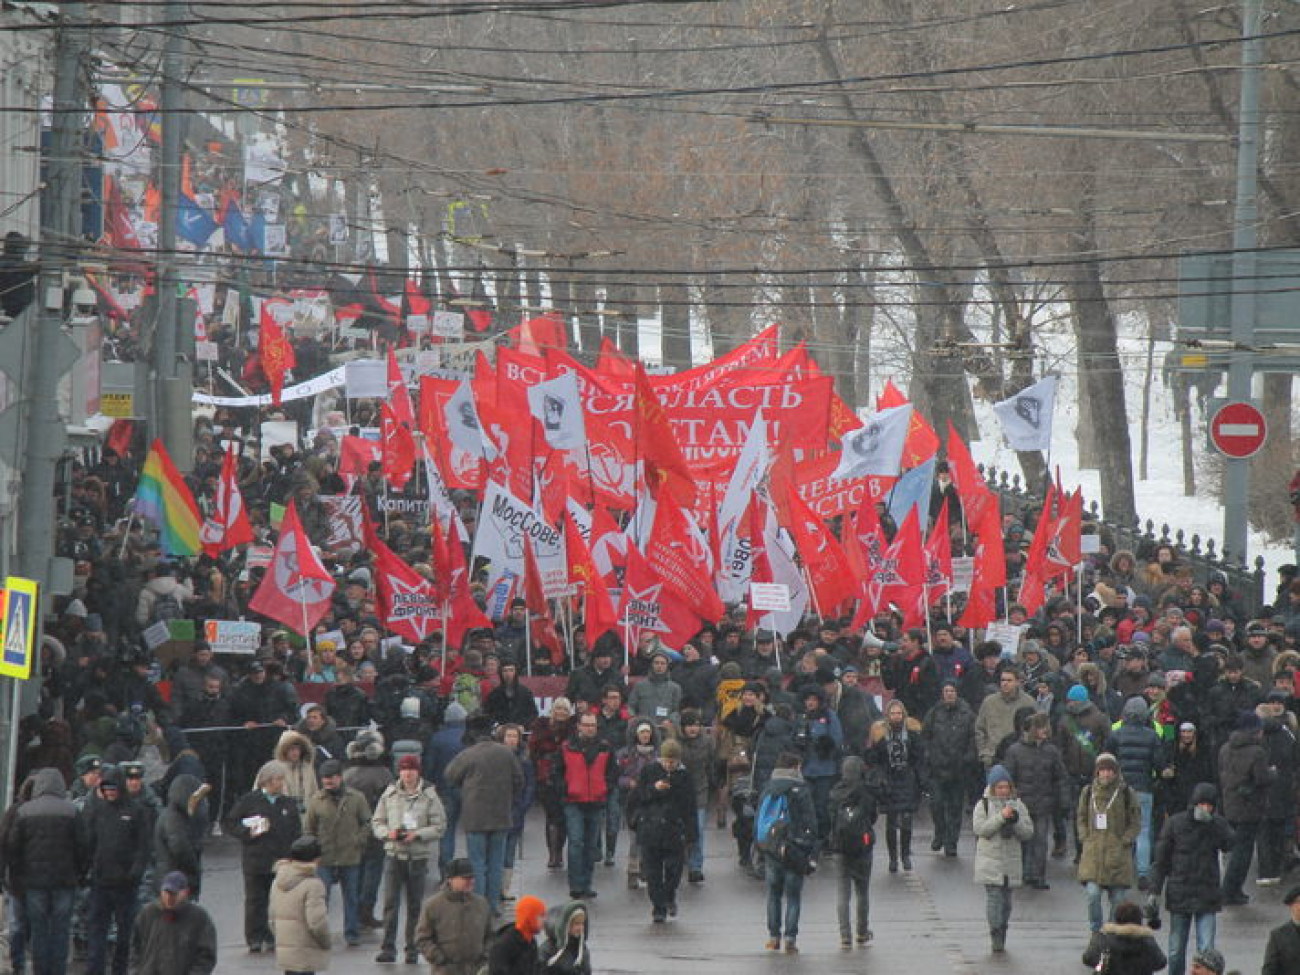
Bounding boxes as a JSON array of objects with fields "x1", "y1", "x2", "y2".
[
  {"x1": 546, "y1": 824, "x2": 565, "y2": 869},
  {"x1": 500, "y1": 868, "x2": 515, "y2": 903},
  {"x1": 990, "y1": 927, "x2": 1006, "y2": 953},
  {"x1": 886, "y1": 828, "x2": 899, "y2": 873},
  {"x1": 900, "y1": 826, "x2": 913, "y2": 871}
]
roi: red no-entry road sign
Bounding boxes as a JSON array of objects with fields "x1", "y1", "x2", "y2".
[{"x1": 1210, "y1": 401, "x2": 1267, "y2": 458}]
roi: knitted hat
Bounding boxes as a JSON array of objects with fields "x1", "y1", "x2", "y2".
[
  {"x1": 986, "y1": 764, "x2": 1013, "y2": 788},
  {"x1": 318, "y1": 759, "x2": 343, "y2": 779},
  {"x1": 443, "y1": 702, "x2": 468, "y2": 725},
  {"x1": 1190, "y1": 948, "x2": 1225, "y2": 975},
  {"x1": 397, "y1": 754, "x2": 421, "y2": 771},
  {"x1": 515, "y1": 895, "x2": 547, "y2": 936},
  {"x1": 1066, "y1": 684, "x2": 1089, "y2": 703},
  {"x1": 1094, "y1": 752, "x2": 1119, "y2": 773}
]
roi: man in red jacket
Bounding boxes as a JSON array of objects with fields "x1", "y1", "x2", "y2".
[{"x1": 555, "y1": 713, "x2": 618, "y2": 900}]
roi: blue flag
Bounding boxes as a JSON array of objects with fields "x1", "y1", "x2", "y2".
[
  {"x1": 222, "y1": 202, "x2": 253, "y2": 251},
  {"x1": 887, "y1": 454, "x2": 935, "y2": 530},
  {"x1": 176, "y1": 193, "x2": 218, "y2": 246}
]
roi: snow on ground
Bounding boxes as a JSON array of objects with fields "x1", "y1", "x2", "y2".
[{"x1": 968, "y1": 331, "x2": 1296, "y2": 592}]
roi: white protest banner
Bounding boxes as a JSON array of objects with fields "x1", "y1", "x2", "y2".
[
  {"x1": 950, "y1": 556, "x2": 975, "y2": 594},
  {"x1": 143, "y1": 621, "x2": 171, "y2": 651},
  {"x1": 985, "y1": 621, "x2": 1027, "y2": 658},
  {"x1": 431, "y1": 310, "x2": 464, "y2": 340},
  {"x1": 203, "y1": 619, "x2": 262, "y2": 655},
  {"x1": 344, "y1": 359, "x2": 387, "y2": 399},
  {"x1": 193, "y1": 366, "x2": 347, "y2": 407},
  {"x1": 196, "y1": 340, "x2": 219, "y2": 362},
  {"x1": 407, "y1": 314, "x2": 430, "y2": 335},
  {"x1": 749, "y1": 583, "x2": 791, "y2": 612},
  {"x1": 472, "y1": 480, "x2": 567, "y2": 606}
]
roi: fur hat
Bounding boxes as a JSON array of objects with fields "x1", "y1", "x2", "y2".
[{"x1": 347, "y1": 729, "x2": 385, "y2": 762}]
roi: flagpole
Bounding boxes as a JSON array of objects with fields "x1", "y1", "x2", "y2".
[
  {"x1": 923, "y1": 584, "x2": 933, "y2": 647},
  {"x1": 1075, "y1": 565, "x2": 1083, "y2": 645},
  {"x1": 802, "y1": 566, "x2": 822, "y2": 622},
  {"x1": 441, "y1": 599, "x2": 449, "y2": 675},
  {"x1": 118, "y1": 510, "x2": 136, "y2": 560},
  {"x1": 525, "y1": 602, "x2": 533, "y2": 677}
]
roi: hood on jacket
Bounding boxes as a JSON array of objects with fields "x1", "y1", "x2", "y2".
[
  {"x1": 166, "y1": 773, "x2": 202, "y2": 812},
  {"x1": 275, "y1": 730, "x2": 315, "y2": 764},
  {"x1": 273, "y1": 859, "x2": 320, "y2": 892},
  {"x1": 30, "y1": 767, "x2": 67, "y2": 799},
  {"x1": 1100, "y1": 921, "x2": 1156, "y2": 939},
  {"x1": 626, "y1": 717, "x2": 659, "y2": 750},
  {"x1": 543, "y1": 901, "x2": 589, "y2": 966},
  {"x1": 838, "y1": 754, "x2": 867, "y2": 787},
  {"x1": 1121, "y1": 696, "x2": 1149, "y2": 724},
  {"x1": 347, "y1": 729, "x2": 386, "y2": 762},
  {"x1": 515, "y1": 895, "x2": 546, "y2": 936},
  {"x1": 1076, "y1": 662, "x2": 1106, "y2": 695}
]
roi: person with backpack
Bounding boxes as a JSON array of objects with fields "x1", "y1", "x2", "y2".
[
  {"x1": 972, "y1": 764, "x2": 1034, "y2": 954},
  {"x1": 134, "y1": 562, "x2": 193, "y2": 630},
  {"x1": 755, "y1": 751, "x2": 818, "y2": 954},
  {"x1": 828, "y1": 754, "x2": 878, "y2": 949},
  {"x1": 1077, "y1": 753, "x2": 1143, "y2": 933}
]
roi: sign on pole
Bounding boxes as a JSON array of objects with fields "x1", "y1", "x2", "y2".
[
  {"x1": 1210, "y1": 401, "x2": 1267, "y2": 459},
  {"x1": 0, "y1": 577, "x2": 39, "y2": 680}
]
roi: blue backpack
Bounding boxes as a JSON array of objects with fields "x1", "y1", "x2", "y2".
[{"x1": 754, "y1": 791, "x2": 790, "y2": 853}]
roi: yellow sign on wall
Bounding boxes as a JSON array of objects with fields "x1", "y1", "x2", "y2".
[
  {"x1": 0, "y1": 576, "x2": 39, "y2": 680},
  {"x1": 101, "y1": 392, "x2": 134, "y2": 418}
]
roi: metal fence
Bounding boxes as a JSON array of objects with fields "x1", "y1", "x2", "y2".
[{"x1": 979, "y1": 465, "x2": 1269, "y2": 618}]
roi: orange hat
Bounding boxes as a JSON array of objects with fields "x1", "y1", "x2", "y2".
[{"x1": 515, "y1": 895, "x2": 546, "y2": 936}]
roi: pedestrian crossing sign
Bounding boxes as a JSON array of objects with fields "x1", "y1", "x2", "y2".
[{"x1": 0, "y1": 576, "x2": 39, "y2": 680}]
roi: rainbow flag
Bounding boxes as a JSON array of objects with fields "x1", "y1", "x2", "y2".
[{"x1": 134, "y1": 438, "x2": 203, "y2": 556}]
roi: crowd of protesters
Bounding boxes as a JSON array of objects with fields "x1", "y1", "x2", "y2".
[{"x1": 6, "y1": 411, "x2": 1300, "y2": 974}]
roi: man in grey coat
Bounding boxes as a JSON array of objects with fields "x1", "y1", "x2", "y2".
[{"x1": 445, "y1": 715, "x2": 523, "y2": 913}]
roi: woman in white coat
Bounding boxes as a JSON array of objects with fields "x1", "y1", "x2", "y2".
[{"x1": 972, "y1": 764, "x2": 1034, "y2": 954}]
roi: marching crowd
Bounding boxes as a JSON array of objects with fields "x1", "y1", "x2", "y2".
[{"x1": 7, "y1": 425, "x2": 1300, "y2": 975}]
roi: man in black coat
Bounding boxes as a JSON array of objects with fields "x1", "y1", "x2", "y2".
[
  {"x1": 1002, "y1": 711, "x2": 1067, "y2": 889},
  {"x1": 922, "y1": 681, "x2": 978, "y2": 857},
  {"x1": 632, "y1": 738, "x2": 697, "y2": 923},
  {"x1": 564, "y1": 641, "x2": 626, "y2": 708},
  {"x1": 1262, "y1": 883, "x2": 1300, "y2": 975},
  {"x1": 131, "y1": 871, "x2": 218, "y2": 975},
  {"x1": 1148, "y1": 782, "x2": 1234, "y2": 975},
  {"x1": 82, "y1": 766, "x2": 153, "y2": 975},
  {"x1": 223, "y1": 760, "x2": 303, "y2": 953},
  {"x1": 1216, "y1": 710, "x2": 1275, "y2": 904}
]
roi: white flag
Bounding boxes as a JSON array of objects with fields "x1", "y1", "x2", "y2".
[
  {"x1": 471, "y1": 480, "x2": 566, "y2": 605},
  {"x1": 716, "y1": 414, "x2": 770, "y2": 603},
  {"x1": 992, "y1": 375, "x2": 1058, "y2": 452},
  {"x1": 420, "y1": 442, "x2": 458, "y2": 530},
  {"x1": 760, "y1": 509, "x2": 810, "y2": 638},
  {"x1": 444, "y1": 380, "x2": 497, "y2": 460},
  {"x1": 833, "y1": 403, "x2": 912, "y2": 479},
  {"x1": 526, "y1": 372, "x2": 586, "y2": 452}
]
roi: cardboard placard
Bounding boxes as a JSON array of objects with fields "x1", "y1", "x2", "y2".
[{"x1": 749, "y1": 582, "x2": 791, "y2": 612}]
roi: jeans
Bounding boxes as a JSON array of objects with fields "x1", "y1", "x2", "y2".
[
  {"x1": 317, "y1": 863, "x2": 361, "y2": 943},
  {"x1": 807, "y1": 775, "x2": 835, "y2": 846},
  {"x1": 1021, "y1": 807, "x2": 1051, "y2": 884},
  {"x1": 9, "y1": 892, "x2": 28, "y2": 973},
  {"x1": 87, "y1": 885, "x2": 138, "y2": 975},
  {"x1": 930, "y1": 777, "x2": 966, "y2": 852},
  {"x1": 504, "y1": 829, "x2": 521, "y2": 870},
  {"x1": 359, "y1": 840, "x2": 386, "y2": 919},
  {"x1": 984, "y1": 881, "x2": 1013, "y2": 932},
  {"x1": 1084, "y1": 882, "x2": 1129, "y2": 932},
  {"x1": 24, "y1": 887, "x2": 74, "y2": 975},
  {"x1": 836, "y1": 852, "x2": 872, "y2": 941},
  {"x1": 764, "y1": 854, "x2": 805, "y2": 941},
  {"x1": 641, "y1": 836, "x2": 685, "y2": 914},
  {"x1": 380, "y1": 857, "x2": 429, "y2": 954},
  {"x1": 1135, "y1": 790, "x2": 1154, "y2": 880},
  {"x1": 1222, "y1": 819, "x2": 1260, "y2": 898},
  {"x1": 243, "y1": 871, "x2": 274, "y2": 949},
  {"x1": 465, "y1": 831, "x2": 508, "y2": 912},
  {"x1": 600, "y1": 792, "x2": 621, "y2": 862},
  {"x1": 438, "y1": 788, "x2": 461, "y2": 873},
  {"x1": 563, "y1": 804, "x2": 604, "y2": 896},
  {"x1": 688, "y1": 808, "x2": 706, "y2": 872},
  {"x1": 1167, "y1": 911, "x2": 1215, "y2": 975}
]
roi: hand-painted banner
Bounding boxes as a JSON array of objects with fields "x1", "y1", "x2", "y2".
[{"x1": 792, "y1": 453, "x2": 895, "y2": 520}]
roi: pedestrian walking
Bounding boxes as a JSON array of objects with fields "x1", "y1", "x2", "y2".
[
  {"x1": 372, "y1": 754, "x2": 447, "y2": 965},
  {"x1": 1261, "y1": 883, "x2": 1300, "y2": 975},
  {"x1": 828, "y1": 754, "x2": 878, "y2": 948},
  {"x1": 82, "y1": 765, "x2": 152, "y2": 975},
  {"x1": 557, "y1": 712, "x2": 617, "y2": 900},
  {"x1": 922, "y1": 681, "x2": 977, "y2": 858},
  {"x1": 1215, "y1": 709, "x2": 1274, "y2": 905},
  {"x1": 1076, "y1": 753, "x2": 1142, "y2": 932},
  {"x1": 1148, "y1": 783, "x2": 1234, "y2": 975},
  {"x1": 130, "y1": 871, "x2": 217, "y2": 975},
  {"x1": 303, "y1": 758, "x2": 371, "y2": 947},
  {"x1": 631, "y1": 739, "x2": 695, "y2": 923},
  {"x1": 539, "y1": 900, "x2": 591, "y2": 975},
  {"x1": 6, "y1": 767, "x2": 88, "y2": 975},
  {"x1": 487, "y1": 895, "x2": 545, "y2": 975},
  {"x1": 1003, "y1": 711, "x2": 1067, "y2": 889},
  {"x1": 972, "y1": 764, "x2": 1034, "y2": 954},
  {"x1": 343, "y1": 728, "x2": 392, "y2": 930},
  {"x1": 1080, "y1": 900, "x2": 1166, "y2": 975},
  {"x1": 445, "y1": 714, "x2": 524, "y2": 913},
  {"x1": 270, "y1": 835, "x2": 331, "y2": 975},
  {"x1": 413, "y1": 858, "x2": 493, "y2": 975},
  {"x1": 756, "y1": 751, "x2": 817, "y2": 954},
  {"x1": 153, "y1": 773, "x2": 207, "y2": 899},
  {"x1": 865, "y1": 698, "x2": 925, "y2": 873},
  {"x1": 224, "y1": 760, "x2": 303, "y2": 953}
]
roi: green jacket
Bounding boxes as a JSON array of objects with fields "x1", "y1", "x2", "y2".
[{"x1": 303, "y1": 785, "x2": 372, "y2": 867}]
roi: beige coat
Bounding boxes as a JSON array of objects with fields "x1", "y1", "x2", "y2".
[
  {"x1": 270, "y1": 859, "x2": 331, "y2": 972},
  {"x1": 972, "y1": 789, "x2": 1034, "y2": 887},
  {"x1": 272, "y1": 731, "x2": 319, "y2": 803}
]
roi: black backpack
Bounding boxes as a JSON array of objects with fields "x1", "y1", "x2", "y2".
[
  {"x1": 150, "y1": 591, "x2": 184, "y2": 625},
  {"x1": 833, "y1": 788, "x2": 877, "y2": 854}
]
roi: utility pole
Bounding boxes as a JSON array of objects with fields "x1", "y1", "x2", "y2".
[
  {"x1": 1223, "y1": 0, "x2": 1262, "y2": 563},
  {"x1": 153, "y1": 0, "x2": 192, "y2": 470}
]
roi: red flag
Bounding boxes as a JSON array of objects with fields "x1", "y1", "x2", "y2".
[
  {"x1": 338, "y1": 436, "x2": 383, "y2": 488},
  {"x1": 618, "y1": 543, "x2": 705, "y2": 649},
  {"x1": 958, "y1": 582, "x2": 999, "y2": 629},
  {"x1": 249, "y1": 501, "x2": 335, "y2": 635},
  {"x1": 513, "y1": 313, "x2": 568, "y2": 355},
  {"x1": 199, "y1": 445, "x2": 253, "y2": 557},
  {"x1": 386, "y1": 348, "x2": 415, "y2": 427},
  {"x1": 466, "y1": 308, "x2": 493, "y2": 333},
  {"x1": 744, "y1": 494, "x2": 775, "y2": 630},
  {"x1": 970, "y1": 492, "x2": 1007, "y2": 590},
  {"x1": 877, "y1": 380, "x2": 939, "y2": 469},
  {"x1": 946, "y1": 422, "x2": 994, "y2": 528},
  {"x1": 924, "y1": 499, "x2": 954, "y2": 604},
  {"x1": 523, "y1": 537, "x2": 564, "y2": 664},
  {"x1": 596, "y1": 335, "x2": 636, "y2": 379},
  {"x1": 564, "y1": 516, "x2": 619, "y2": 643},
  {"x1": 783, "y1": 489, "x2": 857, "y2": 614},
  {"x1": 380, "y1": 402, "x2": 416, "y2": 491},
  {"x1": 259, "y1": 303, "x2": 296, "y2": 407},
  {"x1": 633, "y1": 362, "x2": 696, "y2": 506},
  {"x1": 1041, "y1": 487, "x2": 1083, "y2": 580},
  {"x1": 868, "y1": 507, "x2": 925, "y2": 608},
  {"x1": 443, "y1": 514, "x2": 493, "y2": 651},
  {"x1": 365, "y1": 516, "x2": 440, "y2": 643},
  {"x1": 644, "y1": 488, "x2": 724, "y2": 623}
]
